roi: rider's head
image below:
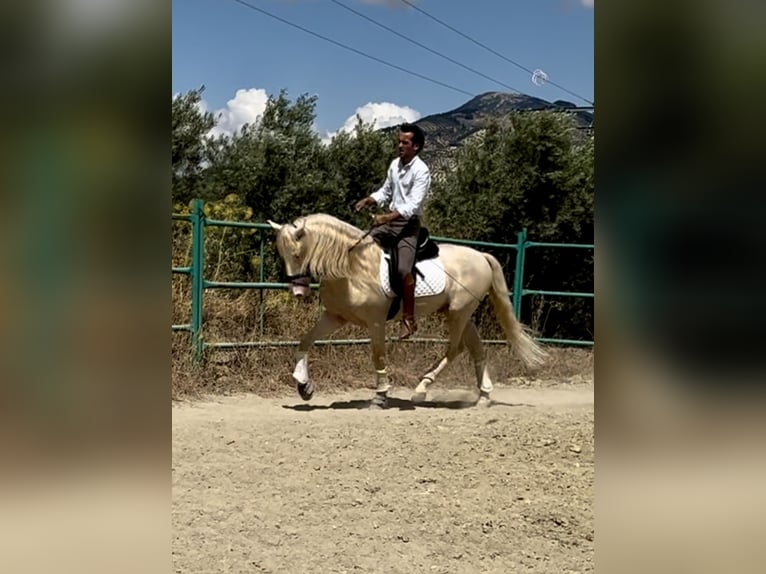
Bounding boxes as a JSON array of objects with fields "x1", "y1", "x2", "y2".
[{"x1": 398, "y1": 123, "x2": 425, "y2": 163}]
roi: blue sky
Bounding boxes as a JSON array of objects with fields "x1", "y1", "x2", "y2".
[{"x1": 173, "y1": 0, "x2": 593, "y2": 139}]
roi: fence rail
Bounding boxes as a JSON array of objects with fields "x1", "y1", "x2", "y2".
[{"x1": 172, "y1": 199, "x2": 593, "y2": 363}]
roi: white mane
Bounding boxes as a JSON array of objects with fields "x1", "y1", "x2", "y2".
[{"x1": 276, "y1": 213, "x2": 380, "y2": 280}]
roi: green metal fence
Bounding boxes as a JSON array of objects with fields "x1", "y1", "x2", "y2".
[{"x1": 172, "y1": 199, "x2": 594, "y2": 363}]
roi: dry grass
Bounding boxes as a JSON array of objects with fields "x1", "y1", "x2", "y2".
[{"x1": 172, "y1": 284, "x2": 593, "y2": 400}]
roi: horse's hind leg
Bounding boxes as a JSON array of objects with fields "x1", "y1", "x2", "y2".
[
  {"x1": 294, "y1": 311, "x2": 345, "y2": 400},
  {"x1": 463, "y1": 321, "x2": 493, "y2": 407},
  {"x1": 412, "y1": 309, "x2": 471, "y2": 402}
]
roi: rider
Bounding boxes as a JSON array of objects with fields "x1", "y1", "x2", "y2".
[{"x1": 354, "y1": 123, "x2": 431, "y2": 340}]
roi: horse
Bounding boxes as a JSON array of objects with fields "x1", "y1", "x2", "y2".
[{"x1": 267, "y1": 213, "x2": 546, "y2": 408}]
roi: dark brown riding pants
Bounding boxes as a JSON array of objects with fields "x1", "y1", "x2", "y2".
[{"x1": 370, "y1": 216, "x2": 421, "y2": 276}]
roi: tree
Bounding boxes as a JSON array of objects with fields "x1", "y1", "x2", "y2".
[
  {"x1": 201, "y1": 91, "x2": 393, "y2": 279},
  {"x1": 325, "y1": 116, "x2": 397, "y2": 229},
  {"x1": 428, "y1": 111, "x2": 592, "y2": 242},
  {"x1": 205, "y1": 92, "x2": 398, "y2": 227},
  {"x1": 171, "y1": 87, "x2": 216, "y2": 205},
  {"x1": 426, "y1": 111, "x2": 594, "y2": 341},
  {"x1": 204, "y1": 91, "x2": 329, "y2": 224}
]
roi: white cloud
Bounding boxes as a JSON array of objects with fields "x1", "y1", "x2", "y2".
[
  {"x1": 581, "y1": 0, "x2": 594, "y2": 7},
  {"x1": 201, "y1": 90, "x2": 420, "y2": 145},
  {"x1": 322, "y1": 101, "x2": 421, "y2": 144},
  {"x1": 343, "y1": 102, "x2": 421, "y2": 132},
  {"x1": 206, "y1": 88, "x2": 270, "y2": 138}
]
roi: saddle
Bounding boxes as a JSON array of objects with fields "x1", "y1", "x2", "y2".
[{"x1": 382, "y1": 227, "x2": 439, "y2": 320}]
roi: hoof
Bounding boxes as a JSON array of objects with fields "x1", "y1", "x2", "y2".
[
  {"x1": 476, "y1": 391, "x2": 492, "y2": 408},
  {"x1": 411, "y1": 392, "x2": 427, "y2": 403},
  {"x1": 369, "y1": 393, "x2": 388, "y2": 410},
  {"x1": 297, "y1": 381, "x2": 314, "y2": 401}
]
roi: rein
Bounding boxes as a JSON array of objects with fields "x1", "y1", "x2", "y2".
[
  {"x1": 347, "y1": 226, "x2": 374, "y2": 252},
  {"x1": 286, "y1": 271, "x2": 311, "y2": 287}
]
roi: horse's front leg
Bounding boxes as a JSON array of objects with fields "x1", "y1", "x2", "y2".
[
  {"x1": 368, "y1": 320, "x2": 389, "y2": 409},
  {"x1": 293, "y1": 311, "x2": 345, "y2": 400}
]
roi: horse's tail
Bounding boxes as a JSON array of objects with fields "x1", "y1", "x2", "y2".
[{"x1": 483, "y1": 253, "x2": 547, "y2": 368}]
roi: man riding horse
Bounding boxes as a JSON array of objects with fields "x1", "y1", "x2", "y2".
[{"x1": 354, "y1": 123, "x2": 431, "y2": 340}]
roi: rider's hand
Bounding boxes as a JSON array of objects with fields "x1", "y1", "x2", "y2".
[
  {"x1": 354, "y1": 197, "x2": 375, "y2": 212},
  {"x1": 371, "y1": 213, "x2": 388, "y2": 227}
]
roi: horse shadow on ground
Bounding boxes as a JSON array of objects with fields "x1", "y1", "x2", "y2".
[{"x1": 282, "y1": 393, "x2": 531, "y2": 412}]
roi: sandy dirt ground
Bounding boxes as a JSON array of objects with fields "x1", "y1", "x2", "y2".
[{"x1": 173, "y1": 383, "x2": 593, "y2": 573}]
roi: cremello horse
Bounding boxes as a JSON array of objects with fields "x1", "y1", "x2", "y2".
[{"x1": 268, "y1": 214, "x2": 546, "y2": 408}]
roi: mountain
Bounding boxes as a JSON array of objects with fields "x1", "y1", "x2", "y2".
[{"x1": 387, "y1": 92, "x2": 594, "y2": 176}]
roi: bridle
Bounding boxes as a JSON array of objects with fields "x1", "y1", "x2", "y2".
[{"x1": 286, "y1": 271, "x2": 311, "y2": 288}]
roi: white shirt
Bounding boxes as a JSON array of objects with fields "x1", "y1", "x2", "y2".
[{"x1": 370, "y1": 155, "x2": 431, "y2": 219}]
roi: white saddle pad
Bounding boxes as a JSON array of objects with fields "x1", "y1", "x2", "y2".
[{"x1": 379, "y1": 253, "x2": 446, "y2": 298}]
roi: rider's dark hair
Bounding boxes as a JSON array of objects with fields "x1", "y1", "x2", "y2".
[{"x1": 400, "y1": 123, "x2": 425, "y2": 152}]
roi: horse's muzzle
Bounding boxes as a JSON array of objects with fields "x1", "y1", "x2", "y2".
[{"x1": 291, "y1": 284, "x2": 310, "y2": 298}]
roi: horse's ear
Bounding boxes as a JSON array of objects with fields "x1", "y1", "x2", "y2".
[{"x1": 267, "y1": 220, "x2": 282, "y2": 231}]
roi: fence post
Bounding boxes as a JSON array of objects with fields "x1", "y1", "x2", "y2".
[
  {"x1": 258, "y1": 233, "x2": 265, "y2": 337},
  {"x1": 512, "y1": 228, "x2": 527, "y2": 318},
  {"x1": 190, "y1": 199, "x2": 205, "y2": 365}
]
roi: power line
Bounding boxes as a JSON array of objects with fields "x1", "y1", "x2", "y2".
[
  {"x1": 227, "y1": 0, "x2": 591, "y2": 118},
  {"x1": 229, "y1": 0, "x2": 475, "y2": 98},
  {"x1": 329, "y1": 0, "x2": 524, "y2": 95},
  {"x1": 397, "y1": 0, "x2": 594, "y2": 106}
]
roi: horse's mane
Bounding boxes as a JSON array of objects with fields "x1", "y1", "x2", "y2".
[{"x1": 277, "y1": 213, "x2": 380, "y2": 280}]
